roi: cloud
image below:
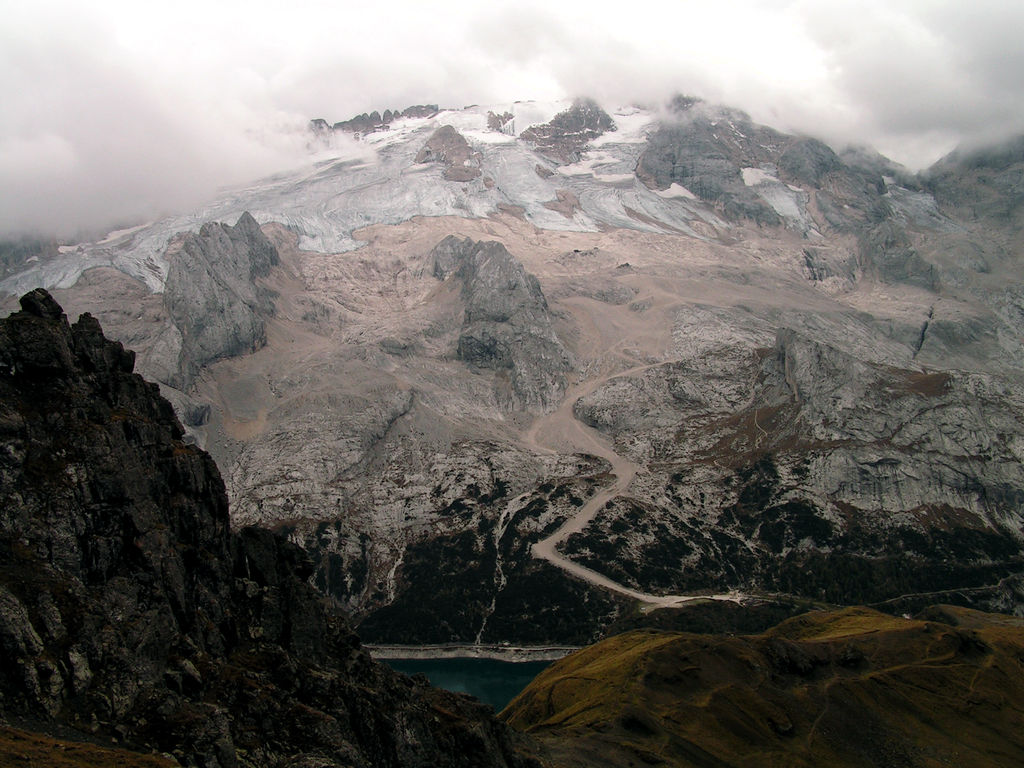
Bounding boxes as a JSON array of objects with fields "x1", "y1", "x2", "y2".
[
  {"x1": 2, "y1": 0, "x2": 1023, "y2": 238},
  {"x1": 0, "y1": 2, "x2": 315, "y2": 237}
]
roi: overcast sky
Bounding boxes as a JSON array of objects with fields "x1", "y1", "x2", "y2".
[{"x1": 2, "y1": 0, "x2": 1023, "y2": 238}]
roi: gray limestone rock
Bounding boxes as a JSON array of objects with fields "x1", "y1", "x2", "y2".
[
  {"x1": 162, "y1": 211, "x2": 278, "y2": 388},
  {"x1": 431, "y1": 235, "x2": 571, "y2": 409}
]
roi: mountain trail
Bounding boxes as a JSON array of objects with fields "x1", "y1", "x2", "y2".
[{"x1": 526, "y1": 365, "x2": 745, "y2": 610}]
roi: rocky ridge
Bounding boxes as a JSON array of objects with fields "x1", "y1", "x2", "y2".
[
  {"x1": 311, "y1": 104, "x2": 440, "y2": 137},
  {"x1": 0, "y1": 290, "x2": 540, "y2": 767},
  {"x1": 2, "y1": 96, "x2": 1024, "y2": 646}
]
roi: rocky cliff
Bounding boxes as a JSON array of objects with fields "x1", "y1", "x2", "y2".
[
  {"x1": 432, "y1": 235, "x2": 572, "y2": 410},
  {"x1": 0, "y1": 290, "x2": 540, "y2": 768},
  {"x1": 162, "y1": 211, "x2": 279, "y2": 389}
]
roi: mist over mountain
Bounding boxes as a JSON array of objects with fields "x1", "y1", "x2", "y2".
[
  {"x1": 3, "y1": 95, "x2": 1023, "y2": 650},
  {"x1": 2, "y1": 68, "x2": 1024, "y2": 765},
  {"x1": 5, "y1": 0, "x2": 1024, "y2": 238}
]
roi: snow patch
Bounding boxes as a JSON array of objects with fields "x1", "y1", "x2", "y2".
[
  {"x1": 557, "y1": 150, "x2": 634, "y2": 183},
  {"x1": 656, "y1": 184, "x2": 697, "y2": 200},
  {"x1": 741, "y1": 167, "x2": 777, "y2": 186},
  {"x1": 589, "y1": 106, "x2": 655, "y2": 146}
]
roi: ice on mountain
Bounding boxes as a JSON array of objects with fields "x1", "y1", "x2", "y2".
[
  {"x1": 0, "y1": 102, "x2": 725, "y2": 298},
  {"x1": 656, "y1": 184, "x2": 698, "y2": 200},
  {"x1": 741, "y1": 167, "x2": 777, "y2": 186}
]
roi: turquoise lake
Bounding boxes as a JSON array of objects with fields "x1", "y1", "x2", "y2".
[{"x1": 383, "y1": 657, "x2": 552, "y2": 712}]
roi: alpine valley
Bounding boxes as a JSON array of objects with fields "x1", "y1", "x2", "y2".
[{"x1": 3, "y1": 96, "x2": 1024, "y2": 653}]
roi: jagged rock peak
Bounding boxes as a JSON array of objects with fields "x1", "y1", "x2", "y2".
[
  {"x1": 431, "y1": 235, "x2": 549, "y2": 320},
  {"x1": 162, "y1": 211, "x2": 279, "y2": 388},
  {"x1": 519, "y1": 98, "x2": 616, "y2": 163},
  {"x1": 1, "y1": 288, "x2": 139, "y2": 383},
  {"x1": 310, "y1": 104, "x2": 441, "y2": 136},
  {"x1": 0, "y1": 291, "x2": 542, "y2": 768}
]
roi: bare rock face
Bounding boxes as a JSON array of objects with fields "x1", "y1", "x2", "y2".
[
  {"x1": 313, "y1": 104, "x2": 440, "y2": 136},
  {"x1": 487, "y1": 110, "x2": 514, "y2": 133},
  {"x1": 431, "y1": 235, "x2": 571, "y2": 410},
  {"x1": 0, "y1": 290, "x2": 541, "y2": 768},
  {"x1": 565, "y1": 327, "x2": 1024, "y2": 606},
  {"x1": 636, "y1": 99, "x2": 885, "y2": 235},
  {"x1": 925, "y1": 134, "x2": 1024, "y2": 230},
  {"x1": 162, "y1": 212, "x2": 278, "y2": 388},
  {"x1": 519, "y1": 98, "x2": 615, "y2": 163},
  {"x1": 415, "y1": 125, "x2": 482, "y2": 181}
]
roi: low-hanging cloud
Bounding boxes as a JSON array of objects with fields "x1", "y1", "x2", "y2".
[{"x1": 2, "y1": 0, "x2": 1023, "y2": 239}]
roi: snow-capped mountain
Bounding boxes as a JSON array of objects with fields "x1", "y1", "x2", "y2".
[{"x1": 3, "y1": 97, "x2": 1023, "y2": 644}]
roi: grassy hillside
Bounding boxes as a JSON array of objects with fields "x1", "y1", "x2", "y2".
[
  {"x1": 502, "y1": 605, "x2": 1024, "y2": 767},
  {"x1": 0, "y1": 727, "x2": 176, "y2": 768}
]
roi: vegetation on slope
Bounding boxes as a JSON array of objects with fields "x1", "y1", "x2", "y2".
[
  {"x1": 0, "y1": 727, "x2": 175, "y2": 768},
  {"x1": 502, "y1": 605, "x2": 1024, "y2": 767}
]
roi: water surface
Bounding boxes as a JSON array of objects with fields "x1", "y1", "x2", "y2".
[{"x1": 384, "y1": 657, "x2": 551, "y2": 713}]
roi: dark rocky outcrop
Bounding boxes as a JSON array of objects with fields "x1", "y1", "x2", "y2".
[
  {"x1": 162, "y1": 212, "x2": 278, "y2": 389},
  {"x1": 313, "y1": 105, "x2": 440, "y2": 136},
  {"x1": 0, "y1": 290, "x2": 541, "y2": 768},
  {"x1": 415, "y1": 125, "x2": 482, "y2": 181},
  {"x1": 636, "y1": 99, "x2": 886, "y2": 232},
  {"x1": 431, "y1": 236, "x2": 571, "y2": 409},
  {"x1": 519, "y1": 99, "x2": 615, "y2": 163},
  {"x1": 925, "y1": 134, "x2": 1024, "y2": 231}
]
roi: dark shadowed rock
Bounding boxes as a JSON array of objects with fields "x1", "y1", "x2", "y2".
[
  {"x1": 0, "y1": 291, "x2": 542, "y2": 768},
  {"x1": 328, "y1": 104, "x2": 440, "y2": 134},
  {"x1": 777, "y1": 137, "x2": 842, "y2": 186}
]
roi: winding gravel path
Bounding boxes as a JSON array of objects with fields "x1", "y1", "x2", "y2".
[{"x1": 527, "y1": 367, "x2": 744, "y2": 610}]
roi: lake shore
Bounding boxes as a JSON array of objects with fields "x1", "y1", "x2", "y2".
[{"x1": 366, "y1": 643, "x2": 580, "y2": 662}]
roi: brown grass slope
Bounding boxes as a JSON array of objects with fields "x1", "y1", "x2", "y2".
[
  {"x1": 502, "y1": 605, "x2": 1024, "y2": 767},
  {"x1": 0, "y1": 726, "x2": 175, "y2": 768}
]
